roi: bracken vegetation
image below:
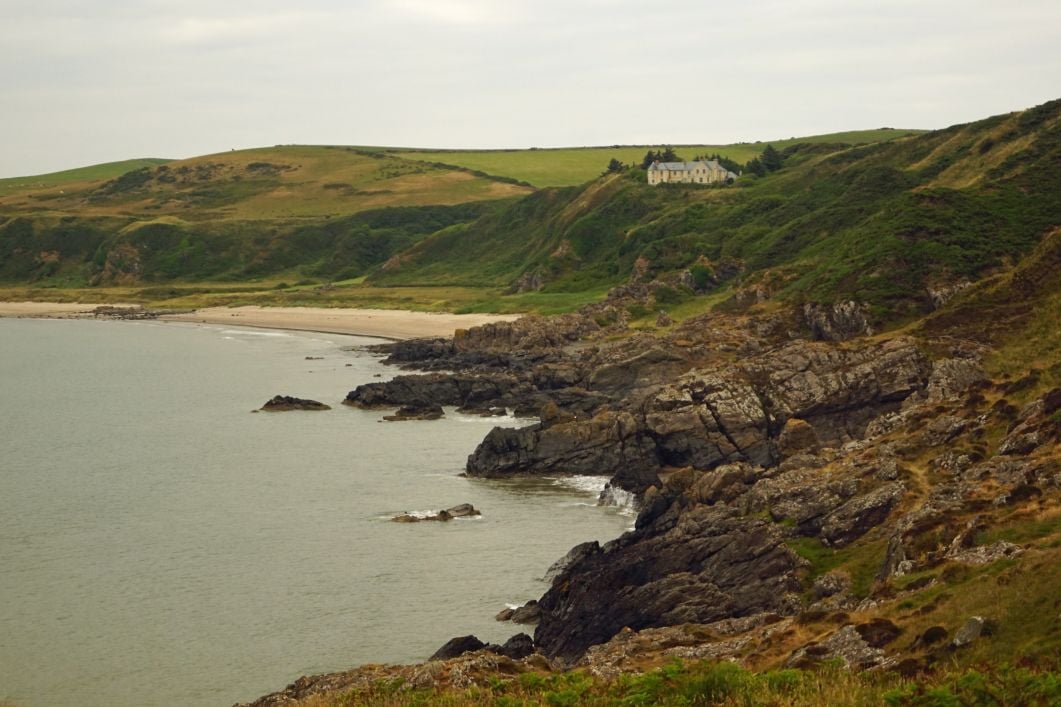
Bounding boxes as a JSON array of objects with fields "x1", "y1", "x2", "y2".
[{"x1": 306, "y1": 659, "x2": 1060, "y2": 706}]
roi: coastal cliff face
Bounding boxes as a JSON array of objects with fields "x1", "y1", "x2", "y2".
[{"x1": 248, "y1": 233, "x2": 1059, "y2": 706}]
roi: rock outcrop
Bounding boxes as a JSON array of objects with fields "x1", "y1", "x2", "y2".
[
  {"x1": 534, "y1": 493, "x2": 804, "y2": 663},
  {"x1": 259, "y1": 395, "x2": 331, "y2": 411},
  {"x1": 802, "y1": 301, "x2": 873, "y2": 341},
  {"x1": 382, "y1": 403, "x2": 444, "y2": 421},
  {"x1": 466, "y1": 409, "x2": 662, "y2": 493},
  {"x1": 466, "y1": 337, "x2": 932, "y2": 496},
  {"x1": 392, "y1": 504, "x2": 482, "y2": 523}
]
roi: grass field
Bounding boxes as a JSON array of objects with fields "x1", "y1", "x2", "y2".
[
  {"x1": 0, "y1": 129, "x2": 925, "y2": 215},
  {"x1": 392, "y1": 129, "x2": 926, "y2": 187},
  {"x1": 0, "y1": 146, "x2": 531, "y2": 220},
  {"x1": 0, "y1": 158, "x2": 172, "y2": 191}
]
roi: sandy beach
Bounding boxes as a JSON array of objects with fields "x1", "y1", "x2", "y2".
[
  {"x1": 0, "y1": 302, "x2": 521, "y2": 340},
  {"x1": 162, "y1": 306, "x2": 522, "y2": 339}
]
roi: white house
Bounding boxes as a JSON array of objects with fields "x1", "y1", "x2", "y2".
[{"x1": 647, "y1": 159, "x2": 737, "y2": 186}]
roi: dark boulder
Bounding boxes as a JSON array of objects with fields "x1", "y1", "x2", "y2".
[
  {"x1": 382, "y1": 404, "x2": 445, "y2": 421},
  {"x1": 391, "y1": 504, "x2": 480, "y2": 523},
  {"x1": 428, "y1": 635, "x2": 485, "y2": 661},
  {"x1": 494, "y1": 633, "x2": 535, "y2": 660},
  {"x1": 466, "y1": 410, "x2": 661, "y2": 493},
  {"x1": 260, "y1": 395, "x2": 331, "y2": 411},
  {"x1": 444, "y1": 503, "x2": 481, "y2": 518},
  {"x1": 510, "y1": 600, "x2": 541, "y2": 624},
  {"x1": 345, "y1": 373, "x2": 524, "y2": 410},
  {"x1": 381, "y1": 337, "x2": 454, "y2": 364},
  {"x1": 534, "y1": 495, "x2": 802, "y2": 663}
]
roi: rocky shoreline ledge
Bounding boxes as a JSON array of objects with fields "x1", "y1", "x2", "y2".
[{"x1": 246, "y1": 279, "x2": 1059, "y2": 705}]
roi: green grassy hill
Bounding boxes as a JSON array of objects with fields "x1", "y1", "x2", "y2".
[
  {"x1": 0, "y1": 146, "x2": 533, "y2": 289},
  {"x1": 390, "y1": 129, "x2": 924, "y2": 188},
  {"x1": 371, "y1": 100, "x2": 1060, "y2": 324},
  {"x1": 0, "y1": 109, "x2": 1054, "y2": 319},
  {"x1": 0, "y1": 146, "x2": 531, "y2": 220},
  {"x1": 0, "y1": 158, "x2": 173, "y2": 191}
]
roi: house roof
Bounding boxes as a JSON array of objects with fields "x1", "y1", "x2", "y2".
[{"x1": 648, "y1": 159, "x2": 727, "y2": 172}]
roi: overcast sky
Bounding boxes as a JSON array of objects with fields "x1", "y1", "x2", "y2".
[{"x1": 2, "y1": 0, "x2": 1058, "y2": 177}]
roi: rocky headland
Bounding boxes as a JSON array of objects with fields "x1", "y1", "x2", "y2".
[{"x1": 246, "y1": 251, "x2": 1059, "y2": 705}]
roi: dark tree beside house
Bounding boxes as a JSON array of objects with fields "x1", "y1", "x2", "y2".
[
  {"x1": 606, "y1": 158, "x2": 625, "y2": 173},
  {"x1": 712, "y1": 153, "x2": 743, "y2": 173},
  {"x1": 745, "y1": 157, "x2": 767, "y2": 177},
  {"x1": 640, "y1": 147, "x2": 683, "y2": 169},
  {"x1": 693, "y1": 153, "x2": 743, "y2": 173},
  {"x1": 761, "y1": 144, "x2": 783, "y2": 172}
]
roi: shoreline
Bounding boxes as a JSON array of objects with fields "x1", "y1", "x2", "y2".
[{"x1": 0, "y1": 302, "x2": 523, "y2": 341}]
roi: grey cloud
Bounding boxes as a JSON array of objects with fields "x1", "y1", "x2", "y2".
[{"x1": 2, "y1": 0, "x2": 1059, "y2": 175}]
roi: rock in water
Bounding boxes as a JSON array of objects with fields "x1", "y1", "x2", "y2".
[
  {"x1": 260, "y1": 395, "x2": 331, "y2": 411},
  {"x1": 510, "y1": 600, "x2": 541, "y2": 624},
  {"x1": 382, "y1": 404, "x2": 445, "y2": 421},
  {"x1": 444, "y1": 503, "x2": 481, "y2": 518},
  {"x1": 391, "y1": 504, "x2": 480, "y2": 523}
]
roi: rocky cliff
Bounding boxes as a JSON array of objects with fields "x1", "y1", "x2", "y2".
[{"x1": 246, "y1": 237, "x2": 1059, "y2": 704}]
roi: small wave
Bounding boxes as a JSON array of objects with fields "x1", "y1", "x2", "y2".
[
  {"x1": 598, "y1": 483, "x2": 639, "y2": 516},
  {"x1": 381, "y1": 509, "x2": 483, "y2": 522},
  {"x1": 218, "y1": 329, "x2": 293, "y2": 338},
  {"x1": 389, "y1": 509, "x2": 436, "y2": 519},
  {"x1": 450, "y1": 412, "x2": 525, "y2": 426},
  {"x1": 552, "y1": 475, "x2": 609, "y2": 495}
]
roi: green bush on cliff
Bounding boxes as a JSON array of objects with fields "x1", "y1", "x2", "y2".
[{"x1": 0, "y1": 202, "x2": 500, "y2": 287}]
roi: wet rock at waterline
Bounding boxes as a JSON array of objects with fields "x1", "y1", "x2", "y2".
[
  {"x1": 259, "y1": 395, "x2": 331, "y2": 411},
  {"x1": 382, "y1": 404, "x2": 445, "y2": 421},
  {"x1": 391, "y1": 504, "x2": 482, "y2": 523}
]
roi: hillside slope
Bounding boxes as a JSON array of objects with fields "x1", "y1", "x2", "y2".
[
  {"x1": 0, "y1": 146, "x2": 530, "y2": 220},
  {"x1": 373, "y1": 99, "x2": 1060, "y2": 325},
  {"x1": 0, "y1": 158, "x2": 173, "y2": 191},
  {"x1": 390, "y1": 129, "x2": 924, "y2": 187},
  {"x1": 0, "y1": 146, "x2": 531, "y2": 287}
]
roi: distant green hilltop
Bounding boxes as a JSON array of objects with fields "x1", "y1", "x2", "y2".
[
  {"x1": 1, "y1": 128, "x2": 923, "y2": 192},
  {"x1": 0, "y1": 101, "x2": 1055, "y2": 327}
]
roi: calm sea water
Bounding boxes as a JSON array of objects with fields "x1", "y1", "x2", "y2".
[{"x1": 0, "y1": 319, "x2": 628, "y2": 706}]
